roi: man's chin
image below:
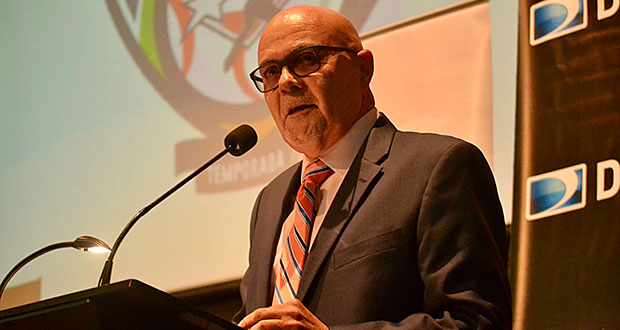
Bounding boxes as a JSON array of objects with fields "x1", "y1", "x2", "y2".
[
  {"x1": 283, "y1": 131, "x2": 323, "y2": 158},
  {"x1": 282, "y1": 115, "x2": 327, "y2": 156}
]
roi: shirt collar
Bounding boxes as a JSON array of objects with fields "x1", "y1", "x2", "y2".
[{"x1": 302, "y1": 107, "x2": 379, "y2": 181}]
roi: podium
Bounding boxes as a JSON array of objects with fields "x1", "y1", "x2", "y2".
[{"x1": 0, "y1": 279, "x2": 242, "y2": 330}]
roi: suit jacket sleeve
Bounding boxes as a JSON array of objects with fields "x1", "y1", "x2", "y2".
[
  {"x1": 233, "y1": 188, "x2": 264, "y2": 324},
  {"x1": 330, "y1": 140, "x2": 511, "y2": 330}
]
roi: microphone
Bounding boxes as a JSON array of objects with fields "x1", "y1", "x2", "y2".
[
  {"x1": 97, "y1": 125, "x2": 257, "y2": 286},
  {"x1": 225, "y1": 124, "x2": 258, "y2": 156}
]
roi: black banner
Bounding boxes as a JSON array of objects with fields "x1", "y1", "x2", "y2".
[{"x1": 511, "y1": 0, "x2": 620, "y2": 328}]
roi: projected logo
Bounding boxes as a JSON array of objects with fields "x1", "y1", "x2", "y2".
[
  {"x1": 526, "y1": 163, "x2": 587, "y2": 221},
  {"x1": 106, "y1": 0, "x2": 376, "y2": 193},
  {"x1": 530, "y1": 0, "x2": 588, "y2": 46}
]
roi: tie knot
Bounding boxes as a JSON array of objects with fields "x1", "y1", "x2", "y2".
[{"x1": 303, "y1": 159, "x2": 334, "y2": 186}]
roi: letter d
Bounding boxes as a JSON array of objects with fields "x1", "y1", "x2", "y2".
[
  {"x1": 598, "y1": 0, "x2": 619, "y2": 20},
  {"x1": 597, "y1": 159, "x2": 620, "y2": 201}
]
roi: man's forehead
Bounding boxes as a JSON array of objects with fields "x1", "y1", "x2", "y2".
[
  {"x1": 258, "y1": 41, "x2": 315, "y2": 64},
  {"x1": 258, "y1": 25, "x2": 326, "y2": 64},
  {"x1": 257, "y1": 6, "x2": 360, "y2": 64}
]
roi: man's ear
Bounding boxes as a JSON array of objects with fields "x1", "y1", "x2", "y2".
[{"x1": 357, "y1": 49, "x2": 374, "y2": 88}]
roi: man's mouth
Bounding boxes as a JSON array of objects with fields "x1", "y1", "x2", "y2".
[{"x1": 288, "y1": 104, "x2": 316, "y2": 115}]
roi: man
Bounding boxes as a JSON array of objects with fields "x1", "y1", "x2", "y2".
[{"x1": 235, "y1": 5, "x2": 511, "y2": 329}]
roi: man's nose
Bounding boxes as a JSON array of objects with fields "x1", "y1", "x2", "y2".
[{"x1": 278, "y1": 66, "x2": 303, "y2": 92}]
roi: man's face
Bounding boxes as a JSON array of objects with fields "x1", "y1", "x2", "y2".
[{"x1": 257, "y1": 12, "x2": 366, "y2": 159}]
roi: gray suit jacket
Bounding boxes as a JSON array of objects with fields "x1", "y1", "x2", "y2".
[{"x1": 234, "y1": 115, "x2": 511, "y2": 329}]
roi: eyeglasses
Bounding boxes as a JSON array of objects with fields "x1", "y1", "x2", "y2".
[{"x1": 249, "y1": 45, "x2": 357, "y2": 93}]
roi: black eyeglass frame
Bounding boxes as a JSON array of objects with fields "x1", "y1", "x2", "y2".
[{"x1": 249, "y1": 45, "x2": 358, "y2": 93}]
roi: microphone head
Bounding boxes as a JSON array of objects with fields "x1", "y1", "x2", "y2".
[{"x1": 225, "y1": 124, "x2": 258, "y2": 156}]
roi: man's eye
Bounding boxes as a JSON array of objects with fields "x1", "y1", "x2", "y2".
[
  {"x1": 261, "y1": 65, "x2": 279, "y2": 78},
  {"x1": 297, "y1": 53, "x2": 315, "y2": 64}
]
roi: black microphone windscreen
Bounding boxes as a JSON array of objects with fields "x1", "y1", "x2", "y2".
[{"x1": 225, "y1": 124, "x2": 258, "y2": 156}]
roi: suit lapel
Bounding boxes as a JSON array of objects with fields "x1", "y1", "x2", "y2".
[
  {"x1": 296, "y1": 114, "x2": 396, "y2": 301},
  {"x1": 251, "y1": 162, "x2": 302, "y2": 309}
]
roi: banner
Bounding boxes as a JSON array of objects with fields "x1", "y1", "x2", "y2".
[{"x1": 511, "y1": 0, "x2": 620, "y2": 328}]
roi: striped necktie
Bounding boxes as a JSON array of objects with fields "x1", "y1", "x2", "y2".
[{"x1": 273, "y1": 159, "x2": 334, "y2": 305}]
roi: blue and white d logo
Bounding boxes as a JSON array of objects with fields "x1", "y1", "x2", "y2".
[
  {"x1": 526, "y1": 163, "x2": 587, "y2": 221},
  {"x1": 530, "y1": 0, "x2": 588, "y2": 46}
]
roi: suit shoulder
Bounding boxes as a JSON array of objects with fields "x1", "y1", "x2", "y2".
[
  {"x1": 394, "y1": 130, "x2": 466, "y2": 147},
  {"x1": 391, "y1": 131, "x2": 485, "y2": 163}
]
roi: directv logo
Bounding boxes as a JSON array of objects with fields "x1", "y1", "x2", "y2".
[
  {"x1": 530, "y1": 0, "x2": 588, "y2": 46},
  {"x1": 526, "y1": 163, "x2": 587, "y2": 220}
]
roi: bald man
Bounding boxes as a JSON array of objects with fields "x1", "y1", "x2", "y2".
[{"x1": 236, "y1": 5, "x2": 511, "y2": 330}]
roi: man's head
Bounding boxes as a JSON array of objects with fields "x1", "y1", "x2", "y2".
[{"x1": 255, "y1": 5, "x2": 375, "y2": 159}]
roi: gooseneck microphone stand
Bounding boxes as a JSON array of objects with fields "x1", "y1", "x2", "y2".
[{"x1": 98, "y1": 124, "x2": 257, "y2": 286}]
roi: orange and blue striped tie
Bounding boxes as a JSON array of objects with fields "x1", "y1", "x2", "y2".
[{"x1": 273, "y1": 159, "x2": 333, "y2": 305}]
